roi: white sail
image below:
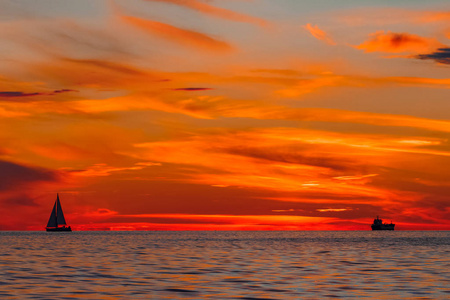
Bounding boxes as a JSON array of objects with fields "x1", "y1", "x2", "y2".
[
  {"x1": 55, "y1": 194, "x2": 67, "y2": 225},
  {"x1": 46, "y1": 201, "x2": 57, "y2": 228}
]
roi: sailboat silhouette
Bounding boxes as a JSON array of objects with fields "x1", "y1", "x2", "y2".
[{"x1": 46, "y1": 194, "x2": 72, "y2": 232}]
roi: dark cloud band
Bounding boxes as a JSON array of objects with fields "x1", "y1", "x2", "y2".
[
  {"x1": 416, "y1": 48, "x2": 450, "y2": 65},
  {"x1": 172, "y1": 87, "x2": 213, "y2": 91},
  {"x1": 0, "y1": 89, "x2": 77, "y2": 100},
  {"x1": 0, "y1": 160, "x2": 59, "y2": 191}
]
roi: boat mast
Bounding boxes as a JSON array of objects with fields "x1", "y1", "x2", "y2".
[{"x1": 54, "y1": 193, "x2": 58, "y2": 227}]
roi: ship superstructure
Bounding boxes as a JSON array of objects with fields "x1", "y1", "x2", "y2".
[{"x1": 371, "y1": 216, "x2": 395, "y2": 230}]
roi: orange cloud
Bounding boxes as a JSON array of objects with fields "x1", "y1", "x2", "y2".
[
  {"x1": 70, "y1": 162, "x2": 161, "y2": 177},
  {"x1": 122, "y1": 125, "x2": 450, "y2": 220},
  {"x1": 303, "y1": 23, "x2": 336, "y2": 45},
  {"x1": 0, "y1": 107, "x2": 29, "y2": 118},
  {"x1": 316, "y1": 208, "x2": 350, "y2": 212},
  {"x1": 82, "y1": 208, "x2": 119, "y2": 218},
  {"x1": 333, "y1": 174, "x2": 379, "y2": 183},
  {"x1": 5, "y1": 90, "x2": 450, "y2": 134},
  {"x1": 68, "y1": 213, "x2": 336, "y2": 231},
  {"x1": 67, "y1": 222, "x2": 340, "y2": 231},
  {"x1": 336, "y1": 9, "x2": 450, "y2": 26},
  {"x1": 2, "y1": 70, "x2": 449, "y2": 137},
  {"x1": 228, "y1": 106, "x2": 450, "y2": 134},
  {"x1": 419, "y1": 11, "x2": 450, "y2": 23},
  {"x1": 31, "y1": 143, "x2": 93, "y2": 161},
  {"x1": 356, "y1": 31, "x2": 443, "y2": 53},
  {"x1": 30, "y1": 56, "x2": 165, "y2": 90},
  {"x1": 146, "y1": 0, "x2": 269, "y2": 27},
  {"x1": 121, "y1": 15, "x2": 233, "y2": 53},
  {"x1": 129, "y1": 129, "x2": 385, "y2": 197}
]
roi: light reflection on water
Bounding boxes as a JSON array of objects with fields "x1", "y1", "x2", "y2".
[{"x1": 0, "y1": 231, "x2": 449, "y2": 299}]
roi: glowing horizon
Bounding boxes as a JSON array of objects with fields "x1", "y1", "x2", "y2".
[{"x1": 0, "y1": 0, "x2": 449, "y2": 230}]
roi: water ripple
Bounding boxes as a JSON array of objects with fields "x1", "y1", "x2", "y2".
[{"x1": 0, "y1": 231, "x2": 448, "y2": 299}]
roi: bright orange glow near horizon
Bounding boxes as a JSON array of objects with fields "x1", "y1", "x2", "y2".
[{"x1": 0, "y1": 0, "x2": 449, "y2": 230}]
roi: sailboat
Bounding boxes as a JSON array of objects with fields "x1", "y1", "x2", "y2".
[{"x1": 46, "y1": 193, "x2": 72, "y2": 232}]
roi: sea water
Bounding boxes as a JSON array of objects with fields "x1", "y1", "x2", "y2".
[{"x1": 0, "y1": 231, "x2": 448, "y2": 299}]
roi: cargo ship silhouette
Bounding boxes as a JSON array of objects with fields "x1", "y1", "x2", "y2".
[{"x1": 371, "y1": 216, "x2": 395, "y2": 230}]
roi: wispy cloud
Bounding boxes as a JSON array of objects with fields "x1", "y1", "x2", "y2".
[
  {"x1": 303, "y1": 23, "x2": 336, "y2": 45},
  {"x1": 316, "y1": 208, "x2": 350, "y2": 212},
  {"x1": 337, "y1": 9, "x2": 450, "y2": 26},
  {"x1": 417, "y1": 11, "x2": 450, "y2": 23},
  {"x1": 31, "y1": 56, "x2": 166, "y2": 90},
  {"x1": 145, "y1": 0, "x2": 269, "y2": 27},
  {"x1": 121, "y1": 15, "x2": 234, "y2": 52},
  {"x1": 333, "y1": 174, "x2": 379, "y2": 181},
  {"x1": 70, "y1": 162, "x2": 161, "y2": 177},
  {"x1": 129, "y1": 129, "x2": 380, "y2": 195},
  {"x1": 73, "y1": 213, "x2": 334, "y2": 230}
]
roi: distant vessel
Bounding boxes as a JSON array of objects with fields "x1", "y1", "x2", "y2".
[
  {"x1": 46, "y1": 194, "x2": 72, "y2": 232},
  {"x1": 371, "y1": 216, "x2": 395, "y2": 231}
]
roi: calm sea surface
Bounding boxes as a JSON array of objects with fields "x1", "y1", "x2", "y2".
[{"x1": 0, "y1": 231, "x2": 448, "y2": 299}]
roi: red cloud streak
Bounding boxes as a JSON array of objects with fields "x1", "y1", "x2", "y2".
[
  {"x1": 121, "y1": 15, "x2": 233, "y2": 52},
  {"x1": 146, "y1": 0, "x2": 269, "y2": 27}
]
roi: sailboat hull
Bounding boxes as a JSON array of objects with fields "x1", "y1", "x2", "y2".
[
  {"x1": 46, "y1": 226, "x2": 72, "y2": 232},
  {"x1": 46, "y1": 194, "x2": 72, "y2": 232}
]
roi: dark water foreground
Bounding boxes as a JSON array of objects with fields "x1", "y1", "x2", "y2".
[{"x1": 0, "y1": 231, "x2": 448, "y2": 299}]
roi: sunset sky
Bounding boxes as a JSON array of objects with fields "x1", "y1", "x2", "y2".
[{"x1": 1, "y1": 0, "x2": 449, "y2": 230}]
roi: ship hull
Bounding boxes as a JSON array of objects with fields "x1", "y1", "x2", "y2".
[
  {"x1": 46, "y1": 226, "x2": 72, "y2": 232},
  {"x1": 371, "y1": 225, "x2": 395, "y2": 231}
]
